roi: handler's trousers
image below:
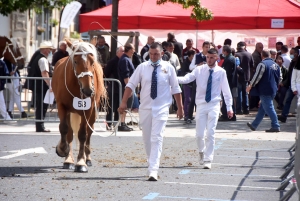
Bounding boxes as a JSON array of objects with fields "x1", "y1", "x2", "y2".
[
  {"x1": 139, "y1": 109, "x2": 168, "y2": 175},
  {"x1": 195, "y1": 101, "x2": 220, "y2": 162}
]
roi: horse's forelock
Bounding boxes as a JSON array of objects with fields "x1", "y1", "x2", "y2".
[
  {"x1": 71, "y1": 42, "x2": 98, "y2": 62},
  {"x1": 10, "y1": 38, "x2": 19, "y2": 53}
]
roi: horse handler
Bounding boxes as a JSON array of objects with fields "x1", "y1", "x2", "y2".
[{"x1": 118, "y1": 42, "x2": 183, "y2": 181}]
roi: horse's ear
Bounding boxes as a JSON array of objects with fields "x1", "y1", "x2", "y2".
[{"x1": 65, "y1": 38, "x2": 74, "y2": 50}]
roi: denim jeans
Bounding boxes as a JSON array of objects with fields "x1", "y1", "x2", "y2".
[
  {"x1": 237, "y1": 82, "x2": 249, "y2": 112},
  {"x1": 281, "y1": 87, "x2": 295, "y2": 118},
  {"x1": 251, "y1": 95, "x2": 280, "y2": 129}
]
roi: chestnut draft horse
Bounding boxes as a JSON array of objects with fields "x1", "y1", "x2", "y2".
[
  {"x1": 52, "y1": 39, "x2": 106, "y2": 172},
  {"x1": 0, "y1": 36, "x2": 25, "y2": 69}
]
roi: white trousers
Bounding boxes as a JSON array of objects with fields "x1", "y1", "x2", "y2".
[
  {"x1": 139, "y1": 109, "x2": 168, "y2": 175},
  {"x1": 0, "y1": 90, "x2": 11, "y2": 120},
  {"x1": 6, "y1": 83, "x2": 24, "y2": 112},
  {"x1": 195, "y1": 101, "x2": 220, "y2": 162}
]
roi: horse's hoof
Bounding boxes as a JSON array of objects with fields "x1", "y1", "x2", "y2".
[
  {"x1": 74, "y1": 165, "x2": 88, "y2": 173},
  {"x1": 63, "y1": 163, "x2": 75, "y2": 170},
  {"x1": 55, "y1": 145, "x2": 69, "y2": 157},
  {"x1": 86, "y1": 160, "x2": 92, "y2": 167}
]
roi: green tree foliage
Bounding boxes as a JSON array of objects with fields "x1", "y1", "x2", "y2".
[
  {"x1": 156, "y1": 0, "x2": 213, "y2": 21},
  {"x1": 0, "y1": 0, "x2": 73, "y2": 16}
]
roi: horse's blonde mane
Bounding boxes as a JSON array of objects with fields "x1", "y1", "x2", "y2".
[{"x1": 70, "y1": 41, "x2": 98, "y2": 61}]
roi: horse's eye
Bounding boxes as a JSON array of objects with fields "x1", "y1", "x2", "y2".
[{"x1": 74, "y1": 61, "x2": 77, "y2": 64}]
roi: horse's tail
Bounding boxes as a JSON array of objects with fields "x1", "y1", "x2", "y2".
[{"x1": 70, "y1": 113, "x2": 81, "y2": 150}]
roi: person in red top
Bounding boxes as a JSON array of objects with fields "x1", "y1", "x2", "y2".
[{"x1": 182, "y1": 39, "x2": 199, "y2": 60}]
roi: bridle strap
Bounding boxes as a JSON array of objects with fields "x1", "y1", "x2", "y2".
[{"x1": 2, "y1": 42, "x2": 24, "y2": 63}]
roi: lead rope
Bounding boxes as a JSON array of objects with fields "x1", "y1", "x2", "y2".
[{"x1": 2, "y1": 42, "x2": 24, "y2": 63}]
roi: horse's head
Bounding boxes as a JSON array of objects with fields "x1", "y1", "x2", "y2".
[
  {"x1": 67, "y1": 39, "x2": 98, "y2": 98},
  {"x1": 2, "y1": 37, "x2": 25, "y2": 69}
]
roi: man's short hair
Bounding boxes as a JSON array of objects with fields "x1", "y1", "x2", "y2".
[
  {"x1": 124, "y1": 43, "x2": 134, "y2": 53},
  {"x1": 237, "y1": 41, "x2": 246, "y2": 48},
  {"x1": 187, "y1": 49, "x2": 196, "y2": 57},
  {"x1": 281, "y1": 45, "x2": 288, "y2": 53},
  {"x1": 202, "y1": 41, "x2": 210, "y2": 47},
  {"x1": 59, "y1": 41, "x2": 66, "y2": 47},
  {"x1": 270, "y1": 49, "x2": 277, "y2": 55},
  {"x1": 222, "y1": 45, "x2": 232, "y2": 54},
  {"x1": 276, "y1": 41, "x2": 283, "y2": 46},
  {"x1": 186, "y1": 39, "x2": 193, "y2": 43},
  {"x1": 261, "y1": 50, "x2": 270, "y2": 58},
  {"x1": 207, "y1": 48, "x2": 218, "y2": 55},
  {"x1": 98, "y1": 36, "x2": 105, "y2": 41},
  {"x1": 276, "y1": 55, "x2": 284, "y2": 62},
  {"x1": 150, "y1": 42, "x2": 163, "y2": 51},
  {"x1": 224, "y1": 38, "x2": 232, "y2": 46},
  {"x1": 167, "y1": 42, "x2": 174, "y2": 47},
  {"x1": 116, "y1": 46, "x2": 124, "y2": 53}
]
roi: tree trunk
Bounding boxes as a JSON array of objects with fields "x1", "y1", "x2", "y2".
[{"x1": 110, "y1": 0, "x2": 119, "y2": 59}]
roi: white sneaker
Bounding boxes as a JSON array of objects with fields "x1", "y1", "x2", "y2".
[
  {"x1": 203, "y1": 161, "x2": 211, "y2": 169},
  {"x1": 199, "y1": 152, "x2": 204, "y2": 165},
  {"x1": 148, "y1": 172, "x2": 158, "y2": 181}
]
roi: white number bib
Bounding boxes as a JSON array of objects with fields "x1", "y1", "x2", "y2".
[{"x1": 73, "y1": 97, "x2": 91, "y2": 110}]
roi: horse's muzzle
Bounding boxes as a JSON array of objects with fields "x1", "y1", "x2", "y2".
[{"x1": 81, "y1": 88, "x2": 94, "y2": 97}]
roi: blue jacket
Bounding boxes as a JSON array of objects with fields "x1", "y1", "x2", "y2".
[
  {"x1": 0, "y1": 60, "x2": 9, "y2": 91},
  {"x1": 256, "y1": 58, "x2": 280, "y2": 97}
]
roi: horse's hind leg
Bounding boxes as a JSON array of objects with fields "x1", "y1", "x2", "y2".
[
  {"x1": 56, "y1": 105, "x2": 70, "y2": 157},
  {"x1": 63, "y1": 113, "x2": 78, "y2": 170},
  {"x1": 85, "y1": 109, "x2": 96, "y2": 167}
]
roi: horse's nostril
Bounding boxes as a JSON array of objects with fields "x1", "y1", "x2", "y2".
[{"x1": 82, "y1": 88, "x2": 93, "y2": 97}]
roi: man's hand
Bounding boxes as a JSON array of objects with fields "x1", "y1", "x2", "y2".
[
  {"x1": 227, "y1": 111, "x2": 234, "y2": 119},
  {"x1": 10, "y1": 71, "x2": 14, "y2": 76},
  {"x1": 294, "y1": 91, "x2": 298, "y2": 95},
  {"x1": 177, "y1": 107, "x2": 184, "y2": 120},
  {"x1": 246, "y1": 85, "x2": 251, "y2": 93},
  {"x1": 279, "y1": 82, "x2": 284, "y2": 87},
  {"x1": 118, "y1": 102, "x2": 127, "y2": 114}
]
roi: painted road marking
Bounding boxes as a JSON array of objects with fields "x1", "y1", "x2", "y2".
[
  {"x1": 214, "y1": 154, "x2": 288, "y2": 160},
  {"x1": 142, "y1": 193, "x2": 248, "y2": 200},
  {"x1": 0, "y1": 147, "x2": 47, "y2": 159},
  {"x1": 215, "y1": 138, "x2": 227, "y2": 150},
  {"x1": 164, "y1": 182, "x2": 277, "y2": 190},
  {"x1": 178, "y1": 169, "x2": 278, "y2": 178}
]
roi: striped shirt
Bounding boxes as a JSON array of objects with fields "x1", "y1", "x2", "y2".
[{"x1": 250, "y1": 59, "x2": 282, "y2": 87}]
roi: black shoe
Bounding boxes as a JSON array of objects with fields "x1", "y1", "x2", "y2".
[
  {"x1": 118, "y1": 125, "x2": 133, "y2": 132},
  {"x1": 229, "y1": 116, "x2": 236, "y2": 121},
  {"x1": 218, "y1": 116, "x2": 230, "y2": 121},
  {"x1": 243, "y1": 110, "x2": 249, "y2": 115},
  {"x1": 21, "y1": 112, "x2": 27, "y2": 118},
  {"x1": 277, "y1": 106, "x2": 283, "y2": 110},
  {"x1": 247, "y1": 122, "x2": 255, "y2": 131},
  {"x1": 186, "y1": 119, "x2": 192, "y2": 124},
  {"x1": 7, "y1": 111, "x2": 13, "y2": 119},
  {"x1": 36, "y1": 128, "x2": 51, "y2": 132},
  {"x1": 236, "y1": 111, "x2": 243, "y2": 115},
  {"x1": 277, "y1": 115, "x2": 287, "y2": 123},
  {"x1": 265, "y1": 128, "x2": 280, "y2": 132}
]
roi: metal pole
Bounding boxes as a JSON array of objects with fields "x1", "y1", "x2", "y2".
[{"x1": 111, "y1": 0, "x2": 119, "y2": 59}]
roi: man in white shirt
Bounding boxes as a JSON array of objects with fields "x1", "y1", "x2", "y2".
[
  {"x1": 178, "y1": 48, "x2": 233, "y2": 169},
  {"x1": 280, "y1": 45, "x2": 291, "y2": 69},
  {"x1": 118, "y1": 42, "x2": 183, "y2": 181}
]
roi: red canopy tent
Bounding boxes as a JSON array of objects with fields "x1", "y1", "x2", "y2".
[{"x1": 79, "y1": 0, "x2": 300, "y2": 32}]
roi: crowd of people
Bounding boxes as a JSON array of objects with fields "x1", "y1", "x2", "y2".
[{"x1": 1, "y1": 33, "x2": 300, "y2": 181}]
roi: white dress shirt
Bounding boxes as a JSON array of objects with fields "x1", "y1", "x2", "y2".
[
  {"x1": 169, "y1": 52, "x2": 181, "y2": 71},
  {"x1": 178, "y1": 64, "x2": 233, "y2": 111},
  {"x1": 38, "y1": 57, "x2": 50, "y2": 72},
  {"x1": 281, "y1": 53, "x2": 291, "y2": 69},
  {"x1": 126, "y1": 60, "x2": 182, "y2": 117},
  {"x1": 291, "y1": 69, "x2": 300, "y2": 92}
]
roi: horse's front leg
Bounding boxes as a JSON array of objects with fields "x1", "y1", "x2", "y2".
[
  {"x1": 63, "y1": 114, "x2": 77, "y2": 170},
  {"x1": 85, "y1": 109, "x2": 96, "y2": 167},
  {"x1": 74, "y1": 117, "x2": 88, "y2": 173},
  {"x1": 56, "y1": 105, "x2": 70, "y2": 157}
]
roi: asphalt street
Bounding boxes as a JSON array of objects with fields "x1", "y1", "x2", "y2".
[{"x1": 0, "y1": 112, "x2": 298, "y2": 201}]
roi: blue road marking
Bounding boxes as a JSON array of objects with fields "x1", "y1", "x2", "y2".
[
  {"x1": 215, "y1": 138, "x2": 227, "y2": 150},
  {"x1": 143, "y1": 193, "x2": 247, "y2": 201},
  {"x1": 143, "y1": 193, "x2": 160, "y2": 200},
  {"x1": 178, "y1": 169, "x2": 191, "y2": 174}
]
